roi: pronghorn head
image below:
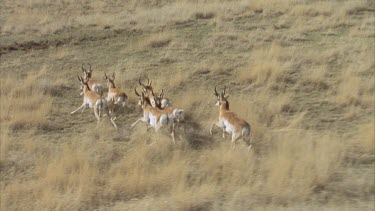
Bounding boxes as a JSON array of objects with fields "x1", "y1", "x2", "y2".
[
  {"x1": 134, "y1": 87, "x2": 144, "y2": 106},
  {"x1": 139, "y1": 77, "x2": 158, "y2": 107},
  {"x1": 138, "y1": 77, "x2": 154, "y2": 95},
  {"x1": 104, "y1": 73, "x2": 116, "y2": 88},
  {"x1": 154, "y1": 89, "x2": 166, "y2": 108},
  {"x1": 134, "y1": 87, "x2": 150, "y2": 108},
  {"x1": 214, "y1": 85, "x2": 229, "y2": 108},
  {"x1": 77, "y1": 76, "x2": 91, "y2": 93},
  {"x1": 82, "y1": 63, "x2": 93, "y2": 79}
]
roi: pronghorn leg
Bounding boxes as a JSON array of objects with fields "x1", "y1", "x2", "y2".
[
  {"x1": 231, "y1": 133, "x2": 241, "y2": 149},
  {"x1": 111, "y1": 106, "x2": 117, "y2": 120},
  {"x1": 170, "y1": 122, "x2": 176, "y2": 145},
  {"x1": 94, "y1": 108, "x2": 100, "y2": 128},
  {"x1": 209, "y1": 121, "x2": 216, "y2": 135},
  {"x1": 104, "y1": 108, "x2": 118, "y2": 129},
  {"x1": 243, "y1": 133, "x2": 252, "y2": 152},
  {"x1": 131, "y1": 118, "x2": 143, "y2": 128},
  {"x1": 80, "y1": 105, "x2": 87, "y2": 115},
  {"x1": 131, "y1": 116, "x2": 148, "y2": 128},
  {"x1": 71, "y1": 103, "x2": 85, "y2": 114},
  {"x1": 209, "y1": 121, "x2": 224, "y2": 136},
  {"x1": 175, "y1": 119, "x2": 180, "y2": 129},
  {"x1": 155, "y1": 122, "x2": 162, "y2": 132},
  {"x1": 109, "y1": 117, "x2": 117, "y2": 129}
]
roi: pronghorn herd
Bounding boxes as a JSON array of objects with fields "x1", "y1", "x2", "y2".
[{"x1": 71, "y1": 64, "x2": 252, "y2": 150}]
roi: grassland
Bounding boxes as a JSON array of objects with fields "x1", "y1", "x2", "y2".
[{"x1": 1, "y1": 0, "x2": 374, "y2": 210}]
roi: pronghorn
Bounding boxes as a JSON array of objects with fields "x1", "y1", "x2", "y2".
[
  {"x1": 209, "y1": 86, "x2": 252, "y2": 151},
  {"x1": 132, "y1": 88, "x2": 176, "y2": 144},
  {"x1": 104, "y1": 73, "x2": 128, "y2": 119},
  {"x1": 71, "y1": 76, "x2": 117, "y2": 129},
  {"x1": 154, "y1": 89, "x2": 184, "y2": 126},
  {"x1": 81, "y1": 64, "x2": 103, "y2": 95}
]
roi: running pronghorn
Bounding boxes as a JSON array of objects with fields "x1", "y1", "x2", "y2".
[
  {"x1": 154, "y1": 89, "x2": 184, "y2": 126},
  {"x1": 132, "y1": 88, "x2": 176, "y2": 144},
  {"x1": 104, "y1": 73, "x2": 128, "y2": 119},
  {"x1": 209, "y1": 86, "x2": 252, "y2": 151},
  {"x1": 71, "y1": 76, "x2": 117, "y2": 129},
  {"x1": 81, "y1": 64, "x2": 103, "y2": 95}
]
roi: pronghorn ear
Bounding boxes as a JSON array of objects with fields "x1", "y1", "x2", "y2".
[
  {"x1": 77, "y1": 76, "x2": 81, "y2": 82},
  {"x1": 82, "y1": 64, "x2": 85, "y2": 73},
  {"x1": 104, "y1": 73, "x2": 108, "y2": 79}
]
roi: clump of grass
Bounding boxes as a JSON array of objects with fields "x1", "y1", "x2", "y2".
[
  {"x1": 260, "y1": 131, "x2": 343, "y2": 201},
  {"x1": 334, "y1": 69, "x2": 362, "y2": 106},
  {"x1": 301, "y1": 66, "x2": 329, "y2": 90},
  {"x1": 0, "y1": 71, "x2": 53, "y2": 131},
  {"x1": 239, "y1": 43, "x2": 291, "y2": 86},
  {"x1": 356, "y1": 121, "x2": 375, "y2": 153},
  {"x1": 142, "y1": 33, "x2": 172, "y2": 48},
  {"x1": 289, "y1": 3, "x2": 333, "y2": 17},
  {"x1": 194, "y1": 11, "x2": 215, "y2": 20}
]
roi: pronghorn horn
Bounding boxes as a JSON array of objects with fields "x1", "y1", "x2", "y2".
[
  {"x1": 88, "y1": 63, "x2": 92, "y2": 72},
  {"x1": 134, "y1": 87, "x2": 141, "y2": 96},
  {"x1": 160, "y1": 89, "x2": 164, "y2": 98},
  {"x1": 223, "y1": 85, "x2": 226, "y2": 96},
  {"x1": 112, "y1": 72, "x2": 115, "y2": 79},
  {"x1": 82, "y1": 64, "x2": 86, "y2": 72},
  {"x1": 104, "y1": 73, "x2": 108, "y2": 79},
  {"x1": 146, "y1": 77, "x2": 150, "y2": 85},
  {"x1": 138, "y1": 77, "x2": 145, "y2": 87},
  {"x1": 214, "y1": 85, "x2": 219, "y2": 96},
  {"x1": 77, "y1": 75, "x2": 82, "y2": 82}
]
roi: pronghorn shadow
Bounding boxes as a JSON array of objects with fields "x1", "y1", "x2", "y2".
[{"x1": 177, "y1": 114, "x2": 215, "y2": 150}]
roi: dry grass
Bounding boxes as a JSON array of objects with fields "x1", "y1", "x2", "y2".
[
  {"x1": 141, "y1": 32, "x2": 173, "y2": 49},
  {"x1": 356, "y1": 121, "x2": 375, "y2": 153},
  {"x1": 0, "y1": 69, "x2": 53, "y2": 130},
  {"x1": 289, "y1": 2, "x2": 333, "y2": 17},
  {"x1": 0, "y1": 127, "x2": 345, "y2": 210},
  {"x1": 238, "y1": 43, "x2": 291, "y2": 87},
  {"x1": 335, "y1": 69, "x2": 362, "y2": 106},
  {"x1": 301, "y1": 66, "x2": 329, "y2": 90}
]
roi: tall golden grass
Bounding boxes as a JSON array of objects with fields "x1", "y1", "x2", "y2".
[{"x1": 1, "y1": 128, "x2": 345, "y2": 210}]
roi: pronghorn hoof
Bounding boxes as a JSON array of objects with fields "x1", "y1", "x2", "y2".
[{"x1": 248, "y1": 145, "x2": 252, "y2": 151}]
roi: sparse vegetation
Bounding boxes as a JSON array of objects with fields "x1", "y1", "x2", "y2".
[{"x1": 1, "y1": 0, "x2": 374, "y2": 210}]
